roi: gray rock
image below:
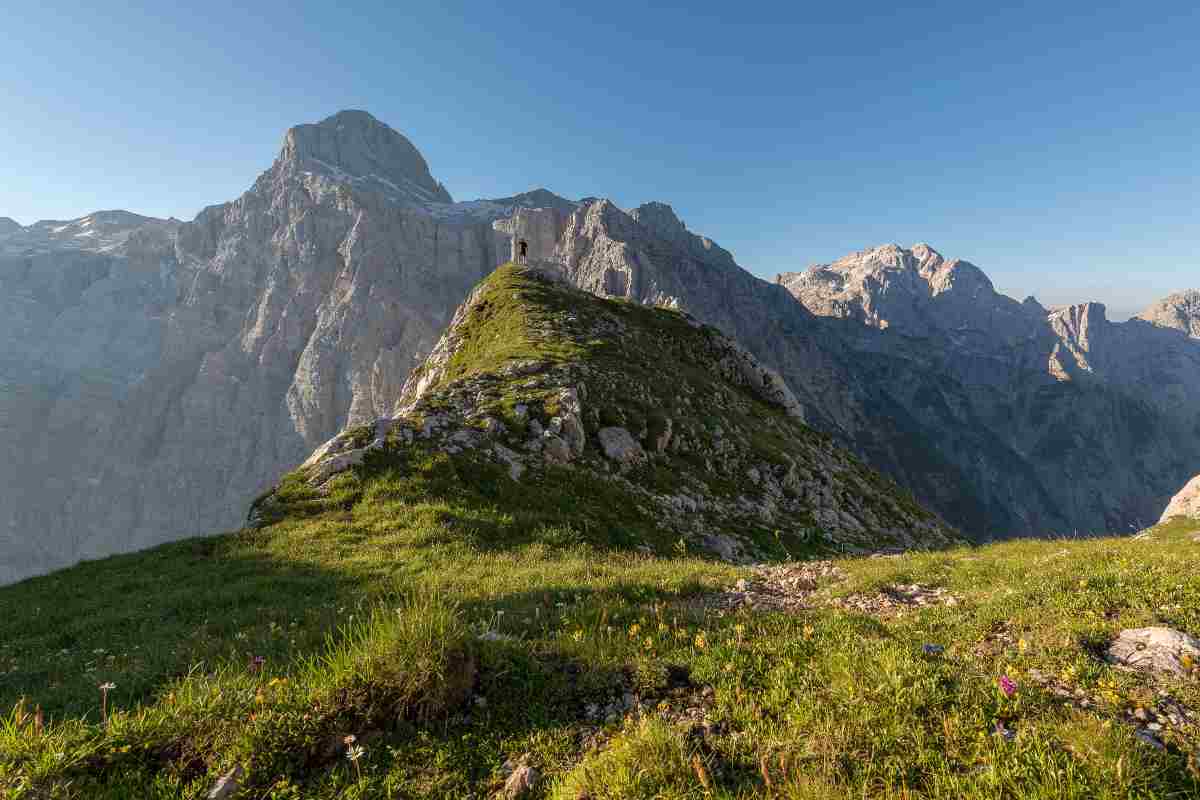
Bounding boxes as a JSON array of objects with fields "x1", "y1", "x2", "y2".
[
  {"x1": 651, "y1": 415, "x2": 673, "y2": 453},
  {"x1": 555, "y1": 388, "x2": 586, "y2": 456},
  {"x1": 494, "y1": 206, "x2": 569, "y2": 268},
  {"x1": 494, "y1": 444, "x2": 525, "y2": 481},
  {"x1": 1160, "y1": 475, "x2": 1200, "y2": 524},
  {"x1": 281, "y1": 109, "x2": 451, "y2": 204},
  {"x1": 701, "y1": 533, "x2": 744, "y2": 562},
  {"x1": 502, "y1": 764, "x2": 539, "y2": 798},
  {"x1": 1136, "y1": 290, "x2": 1200, "y2": 339},
  {"x1": 207, "y1": 765, "x2": 244, "y2": 800},
  {"x1": 1107, "y1": 627, "x2": 1200, "y2": 677},
  {"x1": 597, "y1": 427, "x2": 645, "y2": 464}
]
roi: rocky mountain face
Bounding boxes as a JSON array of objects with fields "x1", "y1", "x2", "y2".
[
  {"x1": 275, "y1": 263, "x2": 960, "y2": 557},
  {"x1": 1136, "y1": 290, "x2": 1200, "y2": 340},
  {"x1": 777, "y1": 245, "x2": 1200, "y2": 534},
  {"x1": 3, "y1": 110, "x2": 1196, "y2": 582},
  {"x1": 0, "y1": 111, "x2": 540, "y2": 584}
]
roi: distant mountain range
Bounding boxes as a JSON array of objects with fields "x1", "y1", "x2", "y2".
[{"x1": 2, "y1": 109, "x2": 1197, "y2": 583}]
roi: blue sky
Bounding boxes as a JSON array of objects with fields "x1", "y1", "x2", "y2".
[{"x1": 2, "y1": 1, "x2": 1197, "y2": 317}]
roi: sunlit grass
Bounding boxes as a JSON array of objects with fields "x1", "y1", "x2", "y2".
[{"x1": 2, "y1": 457, "x2": 1198, "y2": 799}]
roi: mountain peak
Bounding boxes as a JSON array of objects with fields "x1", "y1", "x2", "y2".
[
  {"x1": 0, "y1": 217, "x2": 22, "y2": 236},
  {"x1": 1135, "y1": 289, "x2": 1200, "y2": 338},
  {"x1": 777, "y1": 243, "x2": 1020, "y2": 334},
  {"x1": 279, "y1": 110, "x2": 452, "y2": 203},
  {"x1": 485, "y1": 188, "x2": 578, "y2": 214},
  {"x1": 631, "y1": 201, "x2": 688, "y2": 241}
]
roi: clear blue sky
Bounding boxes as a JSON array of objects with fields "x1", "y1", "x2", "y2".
[{"x1": 3, "y1": 1, "x2": 1197, "y2": 317}]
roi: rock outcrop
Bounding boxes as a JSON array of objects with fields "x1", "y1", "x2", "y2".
[
  {"x1": 1107, "y1": 627, "x2": 1200, "y2": 678},
  {"x1": 1160, "y1": 474, "x2": 1200, "y2": 523}
]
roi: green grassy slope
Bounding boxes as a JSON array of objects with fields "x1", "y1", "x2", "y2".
[{"x1": 2, "y1": 267, "x2": 1198, "y2": 798}]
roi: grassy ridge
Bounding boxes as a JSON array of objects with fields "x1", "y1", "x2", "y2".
[{"x1": 2, "y1": 454, "x2": 1198, "y2": 797}]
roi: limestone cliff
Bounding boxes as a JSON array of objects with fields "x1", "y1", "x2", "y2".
[
  {"x1": 1160, "y1": 474, "x2": 1200, "y2": 523},
  {"x1": 778, "y1": 245, "x2": 1200, "y2": 534},
  {"x1": 0, "y1": 112, "x2": 521, "y2": 583},
  {"x1": 1136, "y1": 290, "x2": 1200, "y2": 340}
]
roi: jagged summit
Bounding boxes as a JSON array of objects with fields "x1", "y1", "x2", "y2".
[
  {"x1": 486, "y1": 187, "x2": 578, "y2": 213},
  {"x1": 279, "y1": 109, "x2": 452, "y2": 204},
  {"x1": 1136, "y1": 289, "x2": 1200, "y2": 339},
  {"x1": 776, "y1": 243, "x2": 1018, "y2": 335},
  {"x1": 0, "y1": 209, "x2": 174, "y2": 256}
]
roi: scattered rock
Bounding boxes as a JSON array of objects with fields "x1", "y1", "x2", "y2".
[
  {"x1": 709, "y1": 561, "x2": 844, "y2": 612},
  {"x1": 1107, "y1": 627, "x2": 1200, "y2": 677},
  {"x1": 502, "y1": 764, "x2": 539, "y2": 798},
  {"x1": 833, "y1": 584, "x2": 959, "y2": 617},
  {"x1": 207, "y1": 765, "x2": 244, "y2": 800},
  {"x1": 1027, "y1": 666, "x2": 1197, "y2": 750},
  {"x1": 597, "y1": 426, "x2": 645, "y2": 465},
  {"x1": 501, "y1": 360, "x2": 551, "y2": 378}
]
